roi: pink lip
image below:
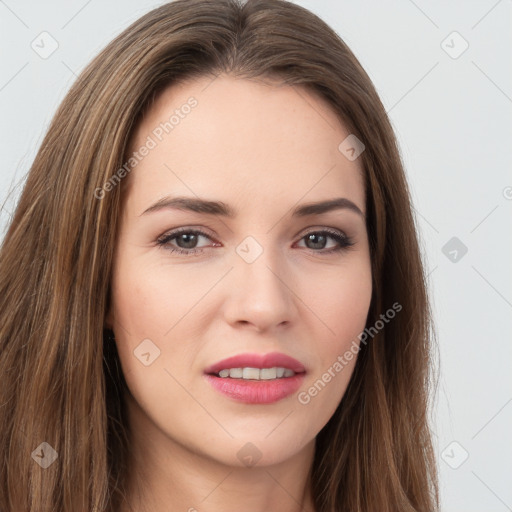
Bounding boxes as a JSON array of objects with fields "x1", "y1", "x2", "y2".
[
  {"x1": 203, "y1": 352, "x2": 306, "y2": 405},
  {"x1": 204, "y1": 373, "x2": 305, "y2": 404},
  {"x1": 204, "y1": 352, "x2": 306, "y2": 375}
]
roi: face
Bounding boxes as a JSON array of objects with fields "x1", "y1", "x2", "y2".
[{"x1": 106, "y1": 74, "x2": 372, "y2": 468}]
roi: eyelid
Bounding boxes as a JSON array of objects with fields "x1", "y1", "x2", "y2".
[
  {"x1": 156, "y1": 227, "x2": 217, "y2": 246},
  {"x1": 295, "y1": 225, "x2": 348, "y2": 238}
]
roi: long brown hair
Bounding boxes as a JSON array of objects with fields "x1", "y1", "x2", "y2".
[{"x1": 0, "y1": 0, "x2": 439, "y2": 510}]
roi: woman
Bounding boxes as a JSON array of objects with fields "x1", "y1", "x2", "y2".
[{"x1": 0, "y1": 0, "x2": 439, "y2": 510}]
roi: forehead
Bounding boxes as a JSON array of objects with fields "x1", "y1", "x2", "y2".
[{"x1": 124, "y1": 74, "x2": 366, "y2": 216}]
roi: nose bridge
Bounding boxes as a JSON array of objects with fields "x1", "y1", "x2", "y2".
[{"x1": 225, "y1": 233, "x2": 295, "y2": 328}]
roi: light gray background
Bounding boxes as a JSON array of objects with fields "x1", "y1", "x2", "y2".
[{"x1": 1, "y1": 1, "x2": 511, "y2": 510}]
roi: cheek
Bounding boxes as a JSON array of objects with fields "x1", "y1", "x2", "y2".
[
  {"x1": 109, "y1": 256, "x2": 221, "y2": 386},
  {"x1": 296, "y1": 259, "x2": 372, "y2": 414},
  {"x1": 329, "y1": 275, "x2": 372, "y2": 348},
  {"x1": 304, "y1": 257, "x2": 372, "y2": 347},
  {"x1": 110, "y1": 259, "x2": 206, "y2": 337}
]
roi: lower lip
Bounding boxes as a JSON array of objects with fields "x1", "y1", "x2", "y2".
[{"x1": 204, "y1": 373, "x2": 306, "y2": 404}]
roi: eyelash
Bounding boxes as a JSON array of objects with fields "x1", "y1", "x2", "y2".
[{"x1": 156, "y1": 227, "x2": 355, "y2": 256}]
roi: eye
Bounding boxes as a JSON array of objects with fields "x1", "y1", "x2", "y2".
[
  {"x1": 295, "y1": 228, "x2": 354, "y2": 254},
  {"x1": 156, "y1": 227, "x2": 354, "y2": 256},
  {"x1": 156, "y1": 228, "x2": 216, "y2": 256}
]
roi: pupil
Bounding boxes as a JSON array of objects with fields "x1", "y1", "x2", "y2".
[
  {"x1": 306, "y1": 233, "x2": 326, "y2": 249},
  {"x1": 178, "y1": 233, "x2": 197, "y2": 248}
]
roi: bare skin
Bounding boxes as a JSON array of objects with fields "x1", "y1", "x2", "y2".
[{"x1": 107, "y1": 74, "x2": 372, "y2": 512}]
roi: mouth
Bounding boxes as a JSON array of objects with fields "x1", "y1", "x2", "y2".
[
  {"x1": 203, "y1": 352, "x2": 306, "y2": 404},
  {"x1": 211, "y1": 366, "x2": 299, "y2": 380}
]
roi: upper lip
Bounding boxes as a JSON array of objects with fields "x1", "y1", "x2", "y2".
[{"x1": 204, "y1": 352, "x2": 306, "y2": 375}]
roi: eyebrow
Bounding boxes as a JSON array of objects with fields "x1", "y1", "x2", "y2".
[{"x1": 140, "y1": 196, "x2": 365, "y2": 218}]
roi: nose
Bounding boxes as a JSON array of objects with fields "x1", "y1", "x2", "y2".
[{"x1": 222, "y1": 246, "x2": 298, "y2": 332}]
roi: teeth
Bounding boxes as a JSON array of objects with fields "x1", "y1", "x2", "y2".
[
  {"x1": 243, "y1": 367, "x2": 260, "y2": 380},
  {"x1": 229, "y1": 367, "x2": 243, "y2": 378},
  {"x1": 216, "y1": 367, "x2": 296, "y2": 380},
  {"x1": 260, "y1": 367, "x2": 277, "y2": 380}
]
